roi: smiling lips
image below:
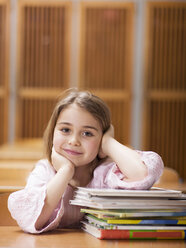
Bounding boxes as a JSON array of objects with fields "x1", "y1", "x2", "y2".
[{"x1": 63, "y1": 149, "x2": 83, "y2": 156}]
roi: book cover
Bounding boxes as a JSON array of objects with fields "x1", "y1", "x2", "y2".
[
  {"x1": 80, "y1": 208, "x2": 186, "y2": 218},
  {"x1": 70, "y1": 198, "x2": 186, "y2": 209},
  {"x1": 84, "y1": 215, "x2": 186, "y2": 230},
  {"x1": 107, "y1": 218, "x2": 186, "y2": 225},
  {"x1": 75, "y1": 187, "x2": 182, "y2": 198},
  {"x1": 82, "y1": 221, "x2": 186, "y2": 240},
  {"x1": 85, "y1": 213, "x2": 186, "y2": 226}
]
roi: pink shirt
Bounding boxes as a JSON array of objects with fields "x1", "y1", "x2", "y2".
[{"x1": 8, "y1": 151, "x2": 164, "y2": 234}]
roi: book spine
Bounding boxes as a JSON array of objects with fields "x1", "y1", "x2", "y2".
[
  {"x1": 100, "y1": 230, "x2": 186, "y2": 240},
  {"x1": 108, "y1": 219, "x2": 186, "y2": 225}
]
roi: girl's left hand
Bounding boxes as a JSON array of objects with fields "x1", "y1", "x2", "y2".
[{"x1": 99, "y1": 125, "x2": 114, "y2": 159}]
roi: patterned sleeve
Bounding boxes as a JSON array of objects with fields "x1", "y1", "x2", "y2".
[
  {"x1": 8, "y1": 159, "x2": 64, "y2": 234},
  {"x1": 88, "y1": 151, "x2": 164, "y2": 190}
]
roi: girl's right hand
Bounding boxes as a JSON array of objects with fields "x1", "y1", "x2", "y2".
[{"x1": 51, "y1": 146, "x2": 75, "y2": 175}]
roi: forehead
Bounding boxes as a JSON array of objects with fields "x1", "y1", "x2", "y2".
[{"x1": 57, "y1": 104, "x2": 101, "y2": 129}]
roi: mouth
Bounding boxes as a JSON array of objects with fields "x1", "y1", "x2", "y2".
[{"x1": 63, "y1": 149, "x2": 83, "y2": 156}]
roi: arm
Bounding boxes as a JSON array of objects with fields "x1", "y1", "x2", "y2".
[
  {"x1": 101, "y1": 125, "x2": 148, "y2": 182},
  {"x1": 35, "y1": 148, "x2": 75, "y2": 230}
]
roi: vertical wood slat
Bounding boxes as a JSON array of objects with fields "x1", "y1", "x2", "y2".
[
  {"x1": 144, "y1": 2, "x2": 186, "y2": 180},
  {"x1": 0, "y1": 0, "x2": 9, "y2": 145},
  {"x1": 80, "y1": 4, "x2": 132, "y2": 90},
  {"x1": 79, "y1": 2, "x2": 134, "y2": 144},
  {"x1": 20, "y1": 97, "x2": 55, "y2": 139},
  {"x1": 22, "y1": 6, "x2": 67, "y2": 88},
  {"x1": 16, "y1": 1, "x2": 71, "y2": 139}
]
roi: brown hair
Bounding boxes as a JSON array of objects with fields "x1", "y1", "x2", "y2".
[{"x1": 43, "y1": 88, "x2": 111, "y2": 162}]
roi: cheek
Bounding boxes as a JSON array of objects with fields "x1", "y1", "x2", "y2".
[
  {"x1": 87, "y1": 139, "x2": 101, "y2": 155},
  {"x1": 53, "y1": 131, "x2": 64, "y2": 149}
]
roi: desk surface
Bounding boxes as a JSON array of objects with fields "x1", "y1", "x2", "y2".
[
  {"x1": 0, "y1": 226, "x2": 186, "y2": 248},
  {"x1": 0, "y1": 139, "x2": 43, "y2": 161}
]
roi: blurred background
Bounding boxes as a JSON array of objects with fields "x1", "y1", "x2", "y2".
[{"x1": 0, "y1": 0, "x2": 185, "y2": 180}]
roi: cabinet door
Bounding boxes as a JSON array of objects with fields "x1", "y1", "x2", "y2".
[
  {"x1": 79, "y1": 2, "x2": 135, "y2": 145},
  {"x1": 143, "y1": 2, "x2": 186, "y2": 180},
  {"x1": 16, "y1": 0, "x2": 71, "y2": 139}
]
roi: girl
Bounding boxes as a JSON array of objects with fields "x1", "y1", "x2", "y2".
[{"x1": 8, "y1": 89, "x2": 164, "y2": 234}]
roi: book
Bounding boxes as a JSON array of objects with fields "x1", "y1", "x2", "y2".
[
  {"x1": 75, "y1": 186, "x2": 182, "y2": 198},
  {"x1": 84, "y1": 213, "x2": 186, "y2": 226},
  {"x1": 70, "y1": 187, "x2": 186, "y2": 210},
  {"x1": 81, "y1": 221, "x2": 186, "y2": 240},
  {"x1": 70, "y1": 198, "x2": 186, "y2": 209},
  {"x1": 107, "y1": 218, "x2": 186, "y2": 225},
  {"x1": 82, "y1": 220, "x2": 186, "y2": 230},
  {"x1": 70, "y1": 187, "x2": 186, "y2": 239},
  {"x1": 80, "y1": 208, "x2": 186, "y2": 218}
]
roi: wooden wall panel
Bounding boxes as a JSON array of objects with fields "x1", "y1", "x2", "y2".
[
  {"x1": 16, "y1": 0, "x2": 71, "y2": 139},
  {"x1": 79, "y1": 2, "x2": 134, "y2": 144},
  {"x1": 0, "y1": 98, "x2": 5, "y2": 144},
  {"x1": 106, "y1": 100, "x2": 130, "y2": 145},
  {"x1": 144, "y1": 2, "x2": 186, "y2": 180},
  {"x1": 147, "y1": 100, "x2": 185, "y2": 174},
  {"x1": 0, "y1": 0, "x2": 9, "y2": 145},
  {"x1": 19, "y1": 98, "x2": 55, "y2": 138}
]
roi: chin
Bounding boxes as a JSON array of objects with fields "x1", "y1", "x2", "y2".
[
  {"x1": 71, "y1": 156, "x2": 97, "y2": 167},
  {"x1": 74, "y1": 163, "x2": 88, "y2": 167}
]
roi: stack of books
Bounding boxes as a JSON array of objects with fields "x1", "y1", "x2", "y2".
[{"x1": 70, "y1": 187, "x2": 186, "y2": 239}]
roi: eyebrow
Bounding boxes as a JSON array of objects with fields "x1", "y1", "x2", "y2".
[{"x1": 57, "y1": 122, "x2": 99, "y2": 132}]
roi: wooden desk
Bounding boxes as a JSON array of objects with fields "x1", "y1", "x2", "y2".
[
  {"x1": 0, "y1": 160, "x2": 34, "y2": 193},
  {"x1": 0, "y1": 139, "x2": 43, "y2": 161},
  {"x1": 0, "y1": 226, "x2": 186, "y2": 248},
  {"x1": 0, "y1": 193, "x2": 18, "y2": 225},
  {"x1": 154, "y1": 183, "x2": 186, "y2": 193}
]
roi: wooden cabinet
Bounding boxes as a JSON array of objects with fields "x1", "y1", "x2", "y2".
[
  {"x1": 78, "y1": 2, "x2": 135, "y2": 144},
  {"x1": 16, "y1": 0, "x2": 72, "y2": 139},
  {"x1": 143, "y1": 2, "x2": 186, "y2": 179}
]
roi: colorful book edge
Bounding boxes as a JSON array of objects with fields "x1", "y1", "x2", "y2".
[{"x1": 82, "y1": 222, "x2": 186, "y2": 240}]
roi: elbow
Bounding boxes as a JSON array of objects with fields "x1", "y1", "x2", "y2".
[
  {"x1": 123, "y1": 163, "x2": 148, "y2": 182},
  {"x1": 142, "y1": 151, "x2": 164, "y2": 184},
  {"x1": 152, "y1": 152, "x2": 164, "y2": 180}
]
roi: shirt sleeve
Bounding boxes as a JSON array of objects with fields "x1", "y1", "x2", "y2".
[
  {"x1": 88, "y1": 151, "x2": 164, "y2": 190},
  {"x1": 8, "y1": 159, "x2": 64, "y2": 234}
]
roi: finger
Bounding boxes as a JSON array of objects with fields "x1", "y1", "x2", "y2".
[
  {"x1": 52, "y1": 145, "x2": 55, "y2": 154},
  {"x1": 52, "y1": 146, "x2": 59, "y2": 157}
]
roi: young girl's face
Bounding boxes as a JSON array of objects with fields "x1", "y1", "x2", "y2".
[{"x1": 53, "y1": 103, "x2": 103, "y2": 167}]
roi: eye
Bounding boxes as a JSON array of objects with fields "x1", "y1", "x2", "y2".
[
  {"x1": 61, "y1": 128, "x2": 70, "y2": 134},
  {"x1": 82, "y1": 131, "x2": 94, "y2": 137}
]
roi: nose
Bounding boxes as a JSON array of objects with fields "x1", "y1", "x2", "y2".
[{"x1": 68, "y1": 135, "x2": 81, "y2": 146}]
